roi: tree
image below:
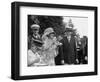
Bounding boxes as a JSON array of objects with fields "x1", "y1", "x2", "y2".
[
  {"x1": 28, "y1": 15, "x2": 65, "y2": 36},
  {"x1": 66, "y1": 18, "x2": 78, "y2": 37}
]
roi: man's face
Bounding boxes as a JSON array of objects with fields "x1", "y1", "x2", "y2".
[
  {"x1": 67, "y1": 32, "x2": 72, "y2": 36},
  {"x1": 32, "y1": 28, "x2": 39, "y2": 35}
]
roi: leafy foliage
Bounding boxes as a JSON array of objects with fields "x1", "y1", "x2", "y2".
[{"x1": 28, "y1": 15, "x2": 65, "y2": 36}]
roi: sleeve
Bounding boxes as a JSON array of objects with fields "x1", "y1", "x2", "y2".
[
  {"x1": 60, "y1": 39, "x2": 64, "y2": 60},
  {"x1": 74, "y1": 38, "x2": 78, "y2": 59}
]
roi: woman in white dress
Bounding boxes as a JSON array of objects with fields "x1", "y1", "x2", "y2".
[{"x1": 42, "y1": 28, "x2": 62, "y2": 66}]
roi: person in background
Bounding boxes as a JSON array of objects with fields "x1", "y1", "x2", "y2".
[
  {"x1": 77, "y1": 39, "x2": 83, "y2": 64},
  {"x1": 28, "y1": 24, "x2": 41, "y2": 49},
  {"x1": 31, "y1": 24, "x2": 40, "y2": 39},
  {"x1": 78, "y1": 36, "x2": 88, "y2": 64},
  {"x1": 82, "y1": 36, "x2": 88, "y2": 64}
]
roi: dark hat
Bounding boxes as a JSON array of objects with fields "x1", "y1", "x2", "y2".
[{"x1": 64, "y1": 28, "x2": 73, "y2": 33}]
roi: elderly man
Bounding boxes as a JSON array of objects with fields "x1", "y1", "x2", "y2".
[
  {"x1": 60, "y1": 28, "x2": 78, "y2": 65},
  {"x1": 31, "y1": 24, "x2": 41, "y2": 40},
  {"x1": 28, "y1": 24, "x2": 42, "y2": 49}
]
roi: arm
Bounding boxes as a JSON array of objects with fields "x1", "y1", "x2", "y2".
[
  {"x1": 60, "y1": 39, "x2": 65, "y2": 64},
  {"x1": 74, "y1": 38, "x2": 79, "y2": 63},
  {"x1": 28, "y1": 50, "x2": 40, "y2": 66}
]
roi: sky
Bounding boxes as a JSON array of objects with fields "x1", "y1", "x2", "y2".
[{"x1": 63, "y1": 17, "x2": 88, "y2": 37}]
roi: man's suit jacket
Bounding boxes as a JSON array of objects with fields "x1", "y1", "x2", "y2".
[
  {"x1": 61, "y1": 36, "x2": 77, "y2": 64},
  {"x1": 55, "y1": 45, "x2": 63, "y2": 65}
]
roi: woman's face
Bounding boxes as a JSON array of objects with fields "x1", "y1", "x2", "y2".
[
  {"x1": 49, "y1": 33, "x2": 55, "y2": 39},
  {"x1": 65, "y1": 32, "x2": 72, "y2": 37}
]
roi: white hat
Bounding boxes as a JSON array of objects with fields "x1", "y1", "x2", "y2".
[
  {"x1": 44, "y1": 27, "x2": 54, "y2": 35},
  {"x1": 31, "y1": 24, "x2": 40, "y2": 29},
  {"x1": 42, "y1": 27, "x2": 55, "y2": 40}
]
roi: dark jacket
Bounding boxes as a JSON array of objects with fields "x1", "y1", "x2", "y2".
[
  {"x1": 61, "y1": 36, "x2": 77, "y2": 64},
  {"x1": 55, "y1": 45, "x2": 63, "y2": 65}
]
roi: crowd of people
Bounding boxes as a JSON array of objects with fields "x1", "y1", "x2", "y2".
[{"x1": 28, "y1": 24, "x2": 88, "y2": 67}]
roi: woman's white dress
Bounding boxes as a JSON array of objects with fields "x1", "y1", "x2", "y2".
[{"x1": 42, "y1": 37, "x2": 59, "y2": 66}]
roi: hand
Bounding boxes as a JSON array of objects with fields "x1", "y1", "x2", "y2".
[
  {"x1": 85, "y1": 56, "x2": 88, "y2": 60},
  {"x1": 76, "y1": 59, "x2": 79, "y2": 64},
  {"x1": 59, "y1": 43, "x2": 62, "y2": 46},
  {"x1": 61, "y1": 60, "x2": 65, "y2": 64}
]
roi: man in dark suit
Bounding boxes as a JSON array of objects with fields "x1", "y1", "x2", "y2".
[{"x1": 60, "y1": 29, "x2": 78, "y2": 65}]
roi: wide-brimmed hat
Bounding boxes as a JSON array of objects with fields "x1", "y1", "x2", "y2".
[
  {"x1": 64, "y1": 28, "x2": 73, "y2": 33},
  {"x1": 44, "y1": 27, "x2": 55, "y2": 36},
  {"x1": 31, "y1": 24, "x2": 40, "y2": 30}
]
